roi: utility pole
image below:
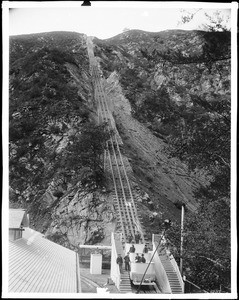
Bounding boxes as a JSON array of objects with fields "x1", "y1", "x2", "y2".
[{"x1": 180, "y1": 204, "x2": 185, "y2": 275}]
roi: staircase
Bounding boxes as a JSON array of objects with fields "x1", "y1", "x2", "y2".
[
  {"x1": 160, "y1": 255, "x2": 183, "y2": 294},
  {"x1": 119, "y1": 271, "x2": 132, "y2": 293},
  {"x1": 113, "y1": 234, "x2": 132, "y2": 293}
]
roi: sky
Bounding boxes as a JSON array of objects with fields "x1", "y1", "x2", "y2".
[{"x1": 6, "y1": 2, "x2": 233, "y2": 39}]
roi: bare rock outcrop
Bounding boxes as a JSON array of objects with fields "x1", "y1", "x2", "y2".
[{"x1": 45, "y1": 186, "x2": 117, "y2": 249}]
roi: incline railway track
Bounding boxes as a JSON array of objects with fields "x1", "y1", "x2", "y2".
[
  {"x1": 86, "y1": 38, "x2": 184, "y2": 296},
  {"x1": 87, "y1": 38, "x2": 145, "y2": 245}
]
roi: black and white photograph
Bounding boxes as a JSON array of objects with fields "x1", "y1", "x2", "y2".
[{"x1": 2, "y1": 1, "x2": 237, "y2": 298}]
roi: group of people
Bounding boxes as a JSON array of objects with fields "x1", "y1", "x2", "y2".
[
  {"x1": 129, "y1": 243, "x2": 149, "y2": 254},
  {"x1": 126, "y1": 232, "x2": 142, "y2": 244},
  {"x1": 116, "y1": 243, "x2": 150, "y2": 273},
  {"x1": 135, "y1": 253, "x2": 146, "y2": 263},
  {"x1": 116, "y1": 253, "x2": 130, "y2": 273}
]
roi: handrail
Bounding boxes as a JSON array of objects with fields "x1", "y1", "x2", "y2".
[
  {"x1": 153, "y1": 234, "x2": 184, "y2": 293},
  {"x1": 169, "y1": 255, "x2": 185, "y2": 293},
  {"x1": 110, "y1": 232, "x2": 121, "y2": 290}
]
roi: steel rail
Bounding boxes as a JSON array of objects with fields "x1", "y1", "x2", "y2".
[
  {"x1": 95, "y1": 79, "x2": 135, "y2": 239},
  {"x1": 97, "y1": 105, "x2": 127, "y2": 241},
  {"x1": 97, "y1": 77, "x2": 143, "y2": 241},
  {"x1": 109, "y1": 138, "x2": 135, "y2": 239},
  {"x1": 87, "y1": 39, "x2": 143, "y2": 243},
  {"x1": 95, "y1": 75, "x2": 135, "y2": 239},
  {"x1": 95, "y1": 79, "x2": 135, "y2": 233},
  {"x1": 94, "y1": 62, "x2": 141, "y2": 241},
  {"x1": 111, "y1": 133, "x2": 145, "y2": 243},
  {"x1": 94, "y1": 71, "x2": 127, "y2": 240},
  {"x1": 93, "y1": 66, "x2": 130, "y2": 241},
  {"x1": 107, "y1": 146, "x2": 128, "y2": 241},
  {"x1": 93, "y1": 84, "x2": 131, "y2": 239}
]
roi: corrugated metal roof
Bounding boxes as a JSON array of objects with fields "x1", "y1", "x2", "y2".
[
  {"x1": 9, "y1": 209, "x2": 26, "y2": 229},
  {"x1": 9, "y1": 228, "x2": 81, "y2": 293}
]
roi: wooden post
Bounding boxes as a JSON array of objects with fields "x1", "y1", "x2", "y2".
[{"x1": 180, "y1": 204, "x2": 185, "y2": 275}]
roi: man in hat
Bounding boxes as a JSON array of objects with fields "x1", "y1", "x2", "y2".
[
  {"x1": 129, "y1": 244, "x2": 136, "y2": 253},
  {"x1": 124, "y1": 252, "x2": 131, "y2": 271},
  {"x1": 116, "y1": 254, "x2": 123, "y2": 273},
  {"x1": 141, "y1": 254, "x2": 146, "y2": 263},
  {"x1": 143, "y1": 244, "x2": 149, "y2": 253}
]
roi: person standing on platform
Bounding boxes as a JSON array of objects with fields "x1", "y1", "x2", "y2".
[
  {"x1": 116, "y1": 254, "x2": 123, "y2": 273},
  {"x1": 129, "y1": 244, "x2": 136, "y2": 253},
  {"x1": 143, "y1": 244, "x2": 149, "y2": 253},
  {"x1": 124, "y1": 252, "x2": 131, "y2": 271},
  {"x1": 141, "y1": 254, "x2": 146, "y2": 263},
  {"x1": 135, "y1": 232, "x2": 141, "y2": 244}
]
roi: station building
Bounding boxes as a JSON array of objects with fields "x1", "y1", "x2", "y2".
[{"x1": 8, "y1": 209, "x2": 81, "y2": 293}]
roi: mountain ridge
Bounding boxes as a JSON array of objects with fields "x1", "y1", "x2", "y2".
[
  {"x1": 8, "y1": 29, "x2": 231, "y2": 290},
  {"x1": 9, "y1": 28, "x2": 230, "y2": 238}
]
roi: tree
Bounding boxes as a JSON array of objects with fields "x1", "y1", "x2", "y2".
[
  {"x1": 202, "y1": 10, "x2": 231, "y2": 32},
  {"x1": 66, "y1": 122, "x2": 112, "y2": 187},
  {"x1": 178, "y1": 9, "x2": 231, "y2": 32},
  {"x1": 183, "y1": 196, "x2": 230, "y2": 291},
  {"x1": 166, "y1": 193, "x2": 230, "y2": 292},
  {"x1": 167, "y1": 93, "x2": 231, "y2": 292},
  {"x1": 155, "y1": 30, "x2": 230, "y2": 68},
  {"x1": 169, "y1": 94, "x2": 230, "y2": 178}
]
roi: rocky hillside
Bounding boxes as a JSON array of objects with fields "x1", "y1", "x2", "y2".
[
  {"x1": 9, "y1": 31, "x2": 117, "y2": 248},
  {"x1": 94, "y1": 30, "x2": 230, "y2": 124},
  {"x1": 93, "y1": 28, "x2": 230, "y2": 216},
  {"x1": 92, "y1": 29, "x2": 231, "y2": 291},
  {"x1": 9, "y1": 29, "x2": 230, "y2": 255}
]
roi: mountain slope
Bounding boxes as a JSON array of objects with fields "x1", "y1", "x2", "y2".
[
  {"x1": 92, "y1": 29, "x2": 231, "y2": 291},
  {"x1": 9, "y1": 29, "x2": 230, "y2": 254},
  {"x1": 9, "y1": 31, "x2": 117, "y2": 246},
  {"x1": 93, "y1": 28, "x2": 230, "y2": 218}
]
